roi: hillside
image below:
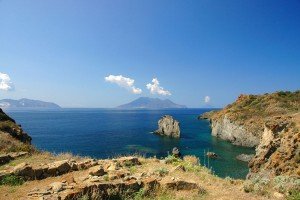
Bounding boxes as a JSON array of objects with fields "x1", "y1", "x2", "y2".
[
  {"x1": 200, "y1": 91, "x2": 300, "y2": 184},
  {"x1": 0, "y1": 98, "x2": 61, "y2": 109},
  {"x1": 117, "y1": 97, "x2": 187, "y2": 109},
  {"x1": 0, "y1": 108, "x2": 32, "y2": 149}
]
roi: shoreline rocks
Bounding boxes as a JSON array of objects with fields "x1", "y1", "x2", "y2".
[
  {"x1": 154, "y1": 115, "x2": 180, "y2": 138},
  {"x1": 206, "y1": 152, "x2": 218, "y2": 159},
  {"x1": 236, "y1": 154, "x2": 254, "y2": 162}
]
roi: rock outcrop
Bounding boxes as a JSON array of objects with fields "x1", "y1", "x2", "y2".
[
  {"x1": 200, "y1": 91, "x2": 300, "y2": 179},
  {"x1": 0, "y1": 151, "x2": 28, "y2": 165},
  {"x1": 209, "y1": 115, "x2": 259, "y2": 147},
  {"x1": 25, "y1": 156, "x2": 205, "y2": 200},
  {"x1": 248, "y1": 115, "x2": 300, "y2": 178},
  {"x1": 155, "y1": 115, "x2": 180, "y2": 138}
]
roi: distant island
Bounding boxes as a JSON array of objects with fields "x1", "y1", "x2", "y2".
[
  {"x1": 117, "y1": 97, "x2": 187, "y2": 109},
  {"x1": 0, "y1": 98, "x2": 61, "y2": 109}
]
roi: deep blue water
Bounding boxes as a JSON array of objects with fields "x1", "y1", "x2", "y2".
[{"x1": 6, "y1": 109, "x2": 254, "y2": 179}]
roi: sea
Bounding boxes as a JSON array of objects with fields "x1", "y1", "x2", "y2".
[{"x1": 6, "y1": 108, "x2": 255, "y2": 179}]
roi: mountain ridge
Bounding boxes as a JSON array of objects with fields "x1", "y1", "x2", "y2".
[
  {"x1": 0, "y1": 98, "x2": 61, "y2": 109},
  {"x1": 117, "y1": 97, "x2": 187, "y2": 109}
]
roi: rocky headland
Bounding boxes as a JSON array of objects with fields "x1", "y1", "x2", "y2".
[
  {"x1": 155, "y1": 115, "x2": 180, "y2": 138},
  {"x1": 200, "y1": 91, "x2": 300, "y2": 197}
]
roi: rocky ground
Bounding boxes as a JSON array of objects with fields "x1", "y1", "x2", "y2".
[{"x1": 1, "y1": 154, "x2": 274, "y2": 200}]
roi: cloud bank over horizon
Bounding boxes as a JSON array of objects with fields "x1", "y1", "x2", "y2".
[
  {"x1": 0, "y1": 72, "x2": 13, "y2": 91},
  {"x1": 105, "y1": 75, "x2": 142, "y2": 94},
  {"x1": 146, "y1": 78, "x2": 171, "y2": 96}
]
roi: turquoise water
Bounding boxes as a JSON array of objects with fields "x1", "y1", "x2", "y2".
[{"x1": 7, "y1": 109, "x2": 254, "y2": 179}]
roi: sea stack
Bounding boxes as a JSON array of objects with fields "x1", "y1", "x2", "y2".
[{"x1": 155, "y1": 115, "x2": 180, "y2": 138}]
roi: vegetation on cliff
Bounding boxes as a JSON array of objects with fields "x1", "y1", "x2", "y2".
[
  {"x1": 201, "y1": 90, "x2": 300, "y2": 135},
  {"x1": 0, "y1": 109, "x2": 33, "y2": 153}
]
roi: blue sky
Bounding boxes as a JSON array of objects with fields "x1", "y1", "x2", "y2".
[{"x1": 0, "y1": 0, "x2": 299, "y2": 108}]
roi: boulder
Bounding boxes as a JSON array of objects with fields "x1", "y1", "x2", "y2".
[
  {"x1": 171, "y1": 165, "x2": 186, "y2": 172},
  {"x1": 206, "y1": 152, "x2": 218, "y2": 159},
  {"x1": 162, "y1": 179, "x2": 199, "y2": 191},
  {"x1": 77, "y1": 159, "x2": 98, "y2": 170},
  {"x1": 155, "y1": 115, "x2": 180, "y2": 138},
  {"x1": 0, "y1": 154, "x2": 12, "y2": 165},
  {"x1": 172, "y1": 147, "x2": 181, "y2": 158},
  {"x1": 49, "y1": 182, "x2": 66, "y2": 193},
  {"x1": 117, "y1": 157, "x2": 141, "y2": 167},
  {"x1": 236, "y1": 154, "x2": 254, "y2": 162},
  {"x1": 88, "y1": 165, "x2": 106, "y2": 176},
  {"x1": 12, "y1": 162, "x2": 35, "y2": 180}
]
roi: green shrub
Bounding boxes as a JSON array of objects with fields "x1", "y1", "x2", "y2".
[
  {"x1": 273, "y1": 176, "x2": 300, "y2": 193},
  {"x1": 287, "y1": 189, "x2": 300, "y2": 200},
  {"x1": 133, "y1": 188, "x2": 145, "y2": 200},
  {"x1": 155, "y1": 168, "x2": 169, "y2": 176},
  {"x1": 164, "y1": 155, "x2": 181, "y2": 165},
  {"x1": 0, "y1": 175, "x2": 24, "y2": 186}
]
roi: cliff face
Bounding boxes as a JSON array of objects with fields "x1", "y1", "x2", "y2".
[
  {"x1": 201, "y1": 91, "x2": 300, "y2": 147},
  {"x1": 201, "y1": 91, "x2": 300, "y2": 178},
  {"x1": 248, "y1": 115, "x2": 300, "y2": 178},
  {"x1": 210, "y1": 115, "x2": 259, "y2": 147}
]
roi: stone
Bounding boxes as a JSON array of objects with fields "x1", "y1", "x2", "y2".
[
  {"x1": 55, "y1": 160, "x2": 71, "y2": 174},
  {"x1": 142, "y1": 177, "x2": 159, "y2": 193},
  {"x1": 8, "y1": 151, "x2": 28, "y2": 159},
  {"x1": 236, "y1": 154, "x2": 254, "y2": 162},
  {"x1": 172, "y1": 147, "x2": 181, "y2": 158},
  {"x1": 273, "y1": 192, "x2": 284, "y2": 199},
  {"x1": 107, "y1": 163, "x2": 120, "y2": 171},
  {"x1": 90, "y1": 176, "x2": 102, "y2": 182},
  {"x1": 0, "y1": 154, "x2": 12, "y2": 165},
  {"x1": 77, "y1": 159, "x2": 98, "y2": 169},
  {"x1": 27, "y1": 188, "x2": 51, "y2": 197},
  {"x1": 49, "y1": 182, "x2": 66, "y2": 192},
  {"x1": 155, "y1": 115, "x2": 180, "y2": 138},
  {"x1": 162, "y1": 179, "x2": 199, "y2": 191},
  {"x1": 89, "y1": 165, "x2": 106, "y2": 176},
  {"x1": 117, "y1": 157, "x2": 141, "y2": 167},
  {"x1": 33, "y1": 165, "x2": 48, "y2": 179},
  {"x1": 206, "y1": 152, "x2": 218, "y2": 159},
  {"x1": 12, "y1": 162, "x2": 35, "y2": 180},
  {"x1": 171, "y1": 165, "x2": 186, "y2": 172}
]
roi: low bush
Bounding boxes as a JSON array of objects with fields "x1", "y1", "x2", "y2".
[{"x1": 0, "y1": 175, "x2": 24, "y2": 186}]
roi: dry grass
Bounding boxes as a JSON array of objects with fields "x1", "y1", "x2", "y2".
[
  {"x1": 0, "y1": 151, "x2": 89, "y2": 171},
  {"x1": 0, "y1": 131, "x2": 34, "y2": 153},
  {"x1": 183, "y1": 155, "x2": 200, "y2": 165}
]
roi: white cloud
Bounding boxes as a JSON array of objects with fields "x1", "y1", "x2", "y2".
[
  {"x1": 0, "y1": 72, "x2": 13, "y2": 91},
  {"x1": 146, "y1": 78, "x2": 171, "y2": 96},
  {"x1": 204, "y1": 96, "x2": 210, "y2": 103},
  {"x1": 105, "y1": 75, "x2": 142, "y2": 94}
]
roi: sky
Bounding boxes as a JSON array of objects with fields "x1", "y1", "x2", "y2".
[{"x1": 0, "y1": 0, "x2": 299, "y2": 108}]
